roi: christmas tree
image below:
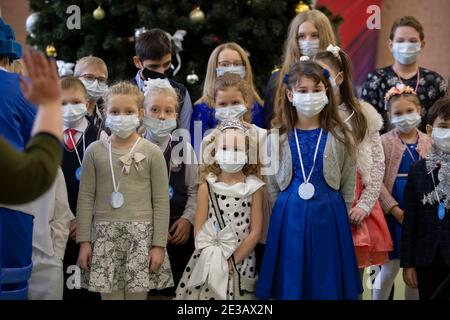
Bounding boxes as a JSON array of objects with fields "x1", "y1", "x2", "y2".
[{"x1": 27, "y1": 0, "x2": 342, "y2": 100}]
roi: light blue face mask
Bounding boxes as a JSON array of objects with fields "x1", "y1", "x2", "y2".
[
  {"x1": 216, "y1": 65, "x2": 246, "y2": 78},
  {"x1": 392, "y1": 42, "x2": 421, "y2": 65},
  {"x1": 105, "y1": 115, "x2": 140, "y2": 139},
  {"x1": 214, "y1": 104, "x2": 248, "y2": 122},
  {"x1": 143, "y1": 117, "x2": 177, "y2": 138}
]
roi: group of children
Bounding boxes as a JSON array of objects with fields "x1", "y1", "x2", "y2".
[{"x1": 0, "y1": 11, "x2": 449, "y2": 301}]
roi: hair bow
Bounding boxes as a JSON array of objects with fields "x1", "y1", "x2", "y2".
[
  {"x1": 299, "y1": 56, "x2": 310, "y2": 62},
  {"x1": 143, "y1": 78, "x2": 173, "y2": 96},
  {"x1": 322, "y1": 68, "x2": 330, "y2": 78},
  {"x1": 282, "y1": 74, "x2": 289, "y2": 85},
  {"x1": 119, "y1": 152, "x2": 146, "y2": 175},
  {"x1": 326, "y1": 44, "x2": 340, "y2": 58},
  {"x1": 56, "y1": 60, "x2": 75, "y2": 77}
]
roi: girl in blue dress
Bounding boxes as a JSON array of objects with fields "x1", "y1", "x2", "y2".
[
  {"x1": 256, "y1": 58, "x2": 362, "y2": 300},
  {"x1": 374, "y1": 85, "x2": 431, "y2": 300},
  {"x1": 190, "y1": 42, "x2": 263, "y2": 153}
]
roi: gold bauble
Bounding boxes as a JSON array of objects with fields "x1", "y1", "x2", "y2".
[
  {"x1": 45, "y1": 44, "x2": 57, "y2": 57},
  {"x1": 93, "y1": 5, "x2": 106, "y2": 20},
  {"x1": 189, "y1": 6, "x2": 205, "y2": 23},
  {"x1": 295, "y1": 1, "x2": 310, "y2": 14}
]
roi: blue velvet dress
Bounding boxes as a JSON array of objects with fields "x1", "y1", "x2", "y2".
[
  {"x1": 387, "y1": 143, "x2": 419, "y2": 260},
  {"x1": 256, "y1": 128, "x2": 363, "y2": 300}
]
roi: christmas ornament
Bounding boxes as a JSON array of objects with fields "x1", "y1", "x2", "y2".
[
  {"x1": 93, "y1": 5, "x2": 106, "y2": 20},
  {"x1": 186, "y1": 71, "x2": 199, "y2": 85},
  {"x1": 189, "y1": 6, "x2": 205, "y2": 23},
  {"x1": 134, "y1": 27, "x2": 148, "y2": 39},
  {"x1": 295, "y1": 1, "x2": 310, "y2": 13},
  {"x1": 25, "y1": 12, "x2": 39, "y2": 39},
  {"x1": 46, "y1": 44, "x2": 57, "y2": 57}
]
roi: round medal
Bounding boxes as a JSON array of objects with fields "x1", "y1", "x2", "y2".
[
  {"x1": 168, "y1": 185, "x2": 174, "y2": 200},
  {"x1": 75, "y1": 167, "x2": 82, "y2": 181},
  {"x1": 110, "y1": 191, "x2": 125, "y2": 209},
  {"x1": 298, "y1": 182, "x2": 315, "y2": 200}
]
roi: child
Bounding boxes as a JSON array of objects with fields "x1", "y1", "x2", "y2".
[
  {"x1": 361, "y1": 16, "x2": 447, "y2": 132},
  {"x1": 314, "y1": 47, "x2": 392, "y2": 280},
  {"x1": 76, "y1": 82, "x2": 173, "y2": 300},
  {"x1": 28, "y1": 169, "x2": 73, "y2": 300},
  {"x1": 174, "y1": 118, "x2": 264, "y2": 300},
  {"x1": 373, "y1": 85, "x2": 431, "y2": 300},
  {"x1": 263, "y1": 9, "x2": 338, "y2": 129},
  {"x1": 190, "y1": 42, "x2": 264, "y2": 145},
  {"x1": 132, "y1": 28, "x2": 192, "y2": 131},
  {"x1": 142, "y1": 78, "x2": 199, "y2": 297},
  {"x1": 401, "y1": 96, "x2": 450, "y2": 300},
  {"x1": 74, "y1": 56, "x2": 109, "y2": 128},
  {"x1": 256, "y1": 60, "x2": 362, "y2": 300},
  {"x1": 60, "y1": 76, "x2": 105, "y2": 300}
]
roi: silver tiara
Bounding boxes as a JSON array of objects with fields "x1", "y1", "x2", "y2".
[{"x1": 218, "y1": 118, "x2": 247, "y2": 132}]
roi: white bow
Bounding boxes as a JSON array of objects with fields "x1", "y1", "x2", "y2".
[
  {"x1": 326, "y1": 44, "x2": 341, "y2": 57},
  {"x1": 143, "y1": 78, "x2": 173, "y2": 96},
  {"x1": 186, "y1": 219, "x2": 238, "y2": 299},
  {"x1": 299, "y1": 55, "x2": 310, "y2": 62},
  {"x1": 168, "y1": 30, "x2": 187, "y2": 76},
  {"x1": 56, "y1": 60, "x2": 75, "y2": 76}
]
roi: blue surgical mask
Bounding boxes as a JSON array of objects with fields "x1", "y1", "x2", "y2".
[
  {"x1": 392, "y1": 42, "x2": 421, "y2": 65},
  {"x1": 105, "y1": 115, "x2": 140, "y2": 139}
]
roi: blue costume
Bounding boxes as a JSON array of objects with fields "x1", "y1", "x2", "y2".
[
  {"x1": 0, "y1": 18, "x2": 37, "y2": 300},
  {"x1": 387, "y1": 143, "x2": 419, "y2": 259},
  {"x1": 256, "y1": 128, "x2": 362, "y2": 300}
]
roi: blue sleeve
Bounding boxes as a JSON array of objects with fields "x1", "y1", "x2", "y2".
[
  {"x1": 263, "y1": 71, "x2": 279, "y2": 129},
  {"x1": 251, "y1": 102, "x2": 264, "y2": 128},
  {"x1": 190, "y1": 103, "x2": 217, "y2": 157}
]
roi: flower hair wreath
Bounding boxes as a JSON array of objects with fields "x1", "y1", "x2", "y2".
[{"x1": 384, "y1": 83, "x2": 417, "y2": 102}]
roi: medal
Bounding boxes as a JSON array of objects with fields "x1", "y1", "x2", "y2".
[
  {"x1": 110, "y1": 191, "x2": 125, "y2": 209},
  {"x1": 75, "y1": 167, "x2": 82, "y2": 181},
  {"x1": 168, "y1": 185, "x2": 174, "y2": 200},
  {"x1": 68, "y1": 130, "x2": 85, "y2": 180},
  {"x1": 438, "y1": 203, "x2": 446, "y2": 220},
  {"x1": 294, "y1": 128, "x2": 323, "y2": 201}
]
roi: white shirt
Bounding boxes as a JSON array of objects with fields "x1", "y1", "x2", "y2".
[{"x1": 63, "y1": 117, "x2": 108, "y2": 146}]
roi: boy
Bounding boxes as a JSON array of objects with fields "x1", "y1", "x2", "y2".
[
  {"x1": 401, "y1": 96, "x2": 450, "y2": 300},
  {"x1": 361, "y1": 16, "x2": 447, "y2": 132},
  {"x1": 131, "y1": 28, "x2": 192, "y2": 131}
]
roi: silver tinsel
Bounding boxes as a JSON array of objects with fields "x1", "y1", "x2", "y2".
[{"x1": 422, "y1": 146, "x2": 450, "y2": 209}]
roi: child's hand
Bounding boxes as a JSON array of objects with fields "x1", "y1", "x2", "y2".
[
  {"x1": 149, "y1": 246, "x2": 165, "y2": 272},
  {"x1": 349, "y1": 207, "x2": 367, "y2": 225},
  {"x1": 403, "y1": 267, "x2": 418, "y2": 289},
  {"x1": 391, "y1": 206, "x2": 405, "y2": 224},
  {"x1": 168, "y1": 217, "x2": 191, "y2": 245},
  {"x1": 78, "y1": 242, "x2": 92, "y2": 272},
  {"x1": 227, "y1": 258, "x2": 234, "y2": 276},
  {"x1": 20, "y1": 49, "x2": 61, "y2": 107},
  {"x1": 69, "y1": 219, "x2": 77, "y2": 241}
]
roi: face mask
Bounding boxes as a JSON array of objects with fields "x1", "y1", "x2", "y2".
[
  {"x1": 105, "y1": 115, "x2": 140, "y2": 139},
  {"x1": 216, "y1": 66, "x2": 246, "y2": 79},
  {"x1": 298, "y1": 39, "x2": 320, "y2": 57},
  {"x1": 143, "y1": 117, "x2": 177, "y2": 138},
  {"x1": 215, "y1": 149, "x2": 247, "y2": 173},
  {"x1": 392, "y1": 42, "x2": 421, "y2": 65},
  {"x1": 391, "y1": 112, "x2": 421, "y2": 133},
  {"x1": 432, "y1": 128, "x2": 450, "y2": 153},
  {"x1": 142, "y1": 68, "x2": 169, "y2": 80},
  {"x1": 62, "y1": 103, "x2": 87, "y2": 128},
  {"x1": 292, "y1": 91, "x2": 328, "y2": 118},
  {"x1": 215, "y1": 104, "x2": 248, "y2": 122},
  {"x1": 79, "y1": 78, "x2": 108, "y2": 101}
]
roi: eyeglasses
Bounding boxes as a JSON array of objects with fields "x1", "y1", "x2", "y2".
[{"x1": 79, "y1": 74, "x2": 107, "y2": 84}]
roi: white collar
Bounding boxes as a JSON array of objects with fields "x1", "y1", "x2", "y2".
[
  {"x1": 206, "y1": 173, "x2": 265, "y2": 198},
  {"x1": 63, "y1": 117, "x2": 89, "y2": 133},
  {"x1": 0, "y1": 66, "x2": 9, "y2": 72}
]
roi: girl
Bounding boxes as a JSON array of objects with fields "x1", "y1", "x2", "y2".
[
  {"x1": 264, "y1": 9, "x2": 338, "y2": 129},
  {"x1": 256, "y1": 60, "x2": 362, "y2": 300},
  {"x1": 74, "y1": 56, "x2": 109, "y2": 128},
  {"x1": 60, "y1": 76, "x2": 105, "y2": 300},
  {"x1": 175, "y1": 118, "x2": 264, "y2": 300},
  {"x1": 190, "y1": 42, "x2": 263, "y2": 148},
  {"x1": 313, "y1": 47, "x2": 392, "y2": 283},
  {"x1": 142, "y1": 78, "x2": 199, "y2": 297},
  {"x1": 76, "y1": 82, "x2": 173, "y2": 300},
  {"x1": 373, "y1": 84, "x2": 431, "y2": 300}
]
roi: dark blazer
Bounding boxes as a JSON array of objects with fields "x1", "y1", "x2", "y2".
[{"x1": 401, "y1": 159, "x2": 450, "y2": 268}]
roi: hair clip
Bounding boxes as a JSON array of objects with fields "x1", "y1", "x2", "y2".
[
  {"x1": 282, "y1": 74, "x2": 289, "y2": 85},
  {"x1": 326, "y1": 44, "x2": 340, "y2": 58},
  {"x1": 299, "y1": 56, "x2": 310, "y2": 62},
  {"x1": 322, "y1": 68, "x2": 330, "y2": 79}
]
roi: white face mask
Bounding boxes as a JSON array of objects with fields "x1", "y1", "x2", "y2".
[
  {"x1": 143, "y1": 117, "x2": 177, "y2": 138},
  {"x1": 215, "y1": 149, "x2": 247, "y2": 173},
  {"x1": 432, "y1": 128, "x2": 450, "y2": 154},
  {"x1": 105, "y1": 115, "x2": 140, "y2": 139},
  {"x1": 215, "y1": 104, "x2": 248, "y2": 122},
  {"x1": 392, "y1": 42, "x2": 421, "y2": 65},
  {"x1": 216, "y1": 65, "x2": 246, "y2": 79},
  {"x1": 80, "y1": 78, "x2": 108, "y2": 101},
  {"x1": 298, "y1": 39, "x2": 320, "y2": 57},
  {"x1": 292, "y1": 91, "x2": 328, "y2": 118},
  {"x1": 391, "y1": 112, "x2": 422, "y2": 133},
  {"x1": 62, "y1": 103, "x2": 87, "y2": 128}
]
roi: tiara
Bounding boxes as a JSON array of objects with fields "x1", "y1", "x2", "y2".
[
  {"x1": 384, "y1": 83, "x2": 417, "y2": 102},
  {"x1": 218, "y1": 118, "x2": 247, "y2": 132},
  {"x1": 143, "y1": 78, "x2": 173, "y2": 96}
]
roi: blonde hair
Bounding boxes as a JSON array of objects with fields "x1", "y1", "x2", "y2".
[
  {"x1": 200, "y1": 128, "x2": 260, "y2": 183},
  {"x1": 143, "y1": 85, "x2": 180, "y2": 112},
  {"x1": 105, "y1": 82, "x2": 144, "y2": 110},
  {"x1": 196, "y1": 42, "x2": 263, "y2": 107},
  {"x1": 74, "y1": 56, "x2": 108, "y2": 78},
  {"x1": 59, "y1": 76, "x2": 88, "y2": 99},
  {"x1": 9, "y1": 59, "x2": 26, "y2": 75},
  {"x1": 274, "y1": 10, "x2": 337, "y2": 124},
  {"x1": 214, "y1": 73, "x2": 253, "y2": 123}
]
